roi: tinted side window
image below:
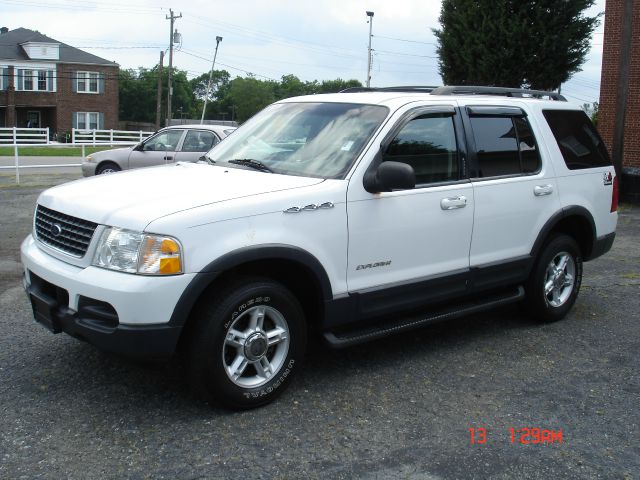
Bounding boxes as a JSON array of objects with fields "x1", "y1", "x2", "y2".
[
  {"x1": 383, "y1": 114, "x2": 458, "y2": 185},
  {"x1": 543, "y1": 110, "x2": 611, "y2": 169},
  {"x1": 514, "y1": 117, "x2": 541, "y2": 173},
  {"x1": 470, "y1": 117, "x2": 520, "y2": 177},
  {"x1": 470, "y1": 116, "x2": 541, "y2": 177}
]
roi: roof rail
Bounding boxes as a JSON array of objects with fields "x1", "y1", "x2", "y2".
[
  {"x1": 340, "y1": 86, "x2": 439, "y2": 93},
  {"x1": 429, "y1": 86, "x2": 566, "y2": 101}
]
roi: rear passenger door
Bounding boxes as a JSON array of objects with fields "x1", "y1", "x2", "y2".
[
  {"x1": 464, "y1": 106, "x2": 561, "y2": 283},
  {"x1": 174, "y1": 129, "x2": 220, "y2": 163}
]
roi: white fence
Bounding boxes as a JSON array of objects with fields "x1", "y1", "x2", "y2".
[
  {"x1": 0, "y1": 127, "x2": 50, "y2": 145},
  {"x1": 72, "y1": 128, "x2": 154, "y2": 145},
  {"x1": 0, "y1": 127, "x2": 155, "y2": 146},
  {"x1": 0, "y1": 127, "x2": 155, "y2": 184}
]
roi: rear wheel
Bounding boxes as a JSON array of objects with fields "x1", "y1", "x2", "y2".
[
  {"x1": 189, "y1": 277, "x2": 307, "y2": 409},
  {"x1": 96, "y1": 162, "x2": 120, "y2": 175},
  {"x1": 524, "y1": 234, "x2": 583, "y2": 322}
]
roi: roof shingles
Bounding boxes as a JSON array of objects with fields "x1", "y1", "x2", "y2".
[{"x1": 0, "y1": 27, "x2": 117, "y2": 66}]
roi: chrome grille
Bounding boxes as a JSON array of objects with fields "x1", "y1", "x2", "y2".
[{"x1": 35, "y1": 205, "x2": 98, "y2": 257}]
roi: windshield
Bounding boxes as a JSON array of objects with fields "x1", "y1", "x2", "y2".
[{"x1": 205, "y1": 102, "x2": 389, "y2": 179}]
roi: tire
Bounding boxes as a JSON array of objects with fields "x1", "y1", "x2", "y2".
[
  {"x1": 524, "y1": 234, "x2": 583, "y2": 322},
  {"x1": 95, "y1": 162, "x2": 121, "y2": 175},
  {"x1": 188, "y1": 277, "x2": 307, "y2": 409}
]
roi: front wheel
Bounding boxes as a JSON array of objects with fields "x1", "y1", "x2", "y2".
[
  {"x1": 189, "y1": 278, "x2": 307, "y2": 409},
  {"x1": 524, "y1": 234, "x2": 583, "y2": 322},
  {"x1": 95, "y1": 162, "x2": 121, "y2": 175}
]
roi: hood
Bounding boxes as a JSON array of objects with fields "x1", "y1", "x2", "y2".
[
  {"x1": 90, "y1": 146, "x2": 133, "y2": 158},
  {"x1": 38, "y1": 162, "x2": 324, "y2": 230}
]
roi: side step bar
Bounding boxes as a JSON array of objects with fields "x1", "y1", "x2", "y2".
[{"x1": 323, "y1": 286, "x2": 525, "y2": 349}]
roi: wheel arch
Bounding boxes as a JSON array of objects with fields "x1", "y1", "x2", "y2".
[
  {"x1": 170, "y1": 245, "x2": 333, "y2": 345},
  {"x1": 95, "y1": 160, "x2": 121, "y2": 174},
  {"x1": 531, "y1": 206, "x2": 597, "y2": 261}
]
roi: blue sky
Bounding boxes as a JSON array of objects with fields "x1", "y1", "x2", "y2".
[{"x1": 1, "y1": 0, "x2": 605, "y2": 105}]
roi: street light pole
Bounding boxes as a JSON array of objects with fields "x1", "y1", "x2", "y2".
[
  {"x1": 200, "y1": 36, "x2": 223, "y2": 124},
  {"x1": 366, "y1": 11, "x2": 374, "y2": 88}
]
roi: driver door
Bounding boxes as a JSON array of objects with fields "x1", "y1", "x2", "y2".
[
  {"x1": 127, "y1": 129, "x2": 186, "y2": 169},
  {"x1": 346, "y1": 106, "x2": 474, "y2": 318}
]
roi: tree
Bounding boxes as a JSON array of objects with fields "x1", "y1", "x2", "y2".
[
  {"x1": 433, "y1": 0, "x2": 600, "y2": 90},
  {"x1": 315, "y1": 78, "x2": 362, "y2": 94},
  {"x1": 119, "y1": 67, "x2": 197, "y2": 123},
  {"x1": 583, "y1": 101, "x2": 599, "y2": 126},
  {"x1": 225, "y1": 77, "x2": 277, "y2": 123}
]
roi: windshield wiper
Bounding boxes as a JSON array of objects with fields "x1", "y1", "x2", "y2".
[{"x1": 226, "y1": 158, "x2": 274, "y2": 173}]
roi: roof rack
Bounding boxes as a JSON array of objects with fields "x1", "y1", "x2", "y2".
[
  {"x1": 340, "y1": 85, "x2": 566, "y2": 101},
  {"x1": 429, "y1": 86, "x2": 566, "y2": 101},
  {"x1": 340, "y1": 86, "x2": 439, "y2": 93}
]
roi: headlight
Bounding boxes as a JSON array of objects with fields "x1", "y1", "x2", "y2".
[
  {"x1": 85, "y1": 155, "x2": 94, "y2": 163},
  {"x1": 92, "y1": 227, "x2": 183, "y2": 275}
]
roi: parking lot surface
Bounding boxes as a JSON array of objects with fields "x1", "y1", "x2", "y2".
[{"x1": 1, "y1": 175, "x2": 639, "y2": 479}]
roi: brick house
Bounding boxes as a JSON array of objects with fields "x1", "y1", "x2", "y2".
[
  {"x1": 0, "y1": 27, "x2": 119, "y2": 137},
  {"x1": 598, "y1": 0, "x2": 640, "y2": 201}
]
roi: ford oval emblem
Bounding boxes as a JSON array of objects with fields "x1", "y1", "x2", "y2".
[{"x1": 51, "y1": 223, "x2": 63, "y2": 237}]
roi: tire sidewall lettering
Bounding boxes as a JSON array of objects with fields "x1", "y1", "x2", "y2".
[
  {"x1": 224, "y1": 296, "x2": 271, "y2": 330},
  {"x1": 242, "y1": 359, "x2": 296, "y2": 399}
]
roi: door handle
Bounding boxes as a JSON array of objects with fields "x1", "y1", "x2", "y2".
[
  {"x1": 164, "y1": 155, "x2": 173, "y2": 161},
  {"x1": 440, "y1": 196, "x2": 467, "y2": 210},
  {"x1": 534, "y1": 184, "x2": 553, "y2": 196}
]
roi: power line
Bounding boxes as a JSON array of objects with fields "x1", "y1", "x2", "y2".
[
  {"x1": 375, "y1": 49, "x2": 439, "y2": 59},
  {"x1": 373, "y1": 34, "x2": 437, "y2": 46}
]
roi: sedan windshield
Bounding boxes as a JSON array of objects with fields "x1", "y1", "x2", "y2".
[{"x1": 206, "y1": 102, "x2": 389, "y2": 179}]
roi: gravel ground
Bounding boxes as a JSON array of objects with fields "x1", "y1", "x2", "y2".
[{"x1": 0, "y1": 176, "x2": 638, "y2": 480}]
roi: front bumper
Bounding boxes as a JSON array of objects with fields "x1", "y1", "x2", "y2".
[
  {"x1": 21, "y1": 234, "x2": 195, "y2": 358},
  {"x1": 81, "y1": 161, "x2": 97, "y2": 177}
]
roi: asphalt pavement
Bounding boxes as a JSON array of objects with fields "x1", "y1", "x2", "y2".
[
  {"x1": 0, "y1": 156, "x2": 82, "y2": 178},
  {"x1": 0, "y1": 176, "x2": 638, "y2": 479}
]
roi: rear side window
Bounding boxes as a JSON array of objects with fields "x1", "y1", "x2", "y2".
[
  {"x1": 383, "y1": 113, "x2": 459, "y2": 185},
  {"x1": 543, "y1": 110, "x2": 611, "y2": 170},
  {"x1": 469, "y1": 115, "x2": 541, "y2": 177}
]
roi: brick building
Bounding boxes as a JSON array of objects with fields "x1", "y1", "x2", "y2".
[
  {"x1": 0, "y1": 27, "x2": 119, "y2": 137},
  {"x1": 598, "y1": 0, "x2": 640, "y2": 201}
]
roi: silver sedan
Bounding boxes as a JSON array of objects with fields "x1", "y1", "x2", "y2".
[{"x1": 82, "y1": 124, "x2": 236, "y2": 176}]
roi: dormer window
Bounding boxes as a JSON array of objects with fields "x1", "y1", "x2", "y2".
[{"x1": 21, "y1": 41, "x2": 60, "y2": 60}]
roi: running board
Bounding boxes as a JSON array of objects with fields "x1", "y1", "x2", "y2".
[{"x1": 323, "y1": 286, "x2": 525, "y2": 349}]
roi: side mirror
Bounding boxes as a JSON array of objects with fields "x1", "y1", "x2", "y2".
[
  {"x1": 363, "y1": 161, "x2": 415, "y2": 193},
  {"x1": 134, "y1": 143, "x2": 144, "y2": 151}
]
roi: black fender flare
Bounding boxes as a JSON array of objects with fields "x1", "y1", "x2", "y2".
[
  {"x1": 530, "y1": 205, "x2": 596, "y2": 260},
  {"x1": 168, "y1": 244, "x2": 333, "y2": 327}
]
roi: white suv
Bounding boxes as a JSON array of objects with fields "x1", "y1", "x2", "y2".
[{"x1": 21, "y1": 86, "x2": 618, "y2": 409}]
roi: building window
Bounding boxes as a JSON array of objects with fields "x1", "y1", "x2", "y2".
[
  {"x1": 75, "y1": 112, "x2": 103, "y2": 130},
  {"x1": 0, "y1": 67, "x2": 7, "y2": 90},
  {"x1": 76, "y1": 71, "x2": 100, "y2": 93},
  {"x1": 24, "y1": 70, "x2": 33, "y2": 90},
  {"x1": 17, "y1": 69, "x2": 54, "y2": 91},
  {"x1": 38, "y1": 71, "x2": 47, "y2": 90}
]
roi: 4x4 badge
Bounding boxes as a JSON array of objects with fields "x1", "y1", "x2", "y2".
[{"x1": 603, "y1": 172, "x2": 613, "y2": 185}]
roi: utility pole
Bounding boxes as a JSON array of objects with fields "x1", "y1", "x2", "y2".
[
  {"x1": 366, "y1": 11, "x2": 374, "y2": 88},
  {"x1": 166, "y1": 9, "x2": 182, "y2": 127},
  {"x1": 201, "y1": 36, "x2": 223, "y2": 124},
  {"x1": 612, "y1": 0, "x2": 634, "y2": 177},
  {"x1": 155, "y1": 50, "x2": 164, "y2": 130}
]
